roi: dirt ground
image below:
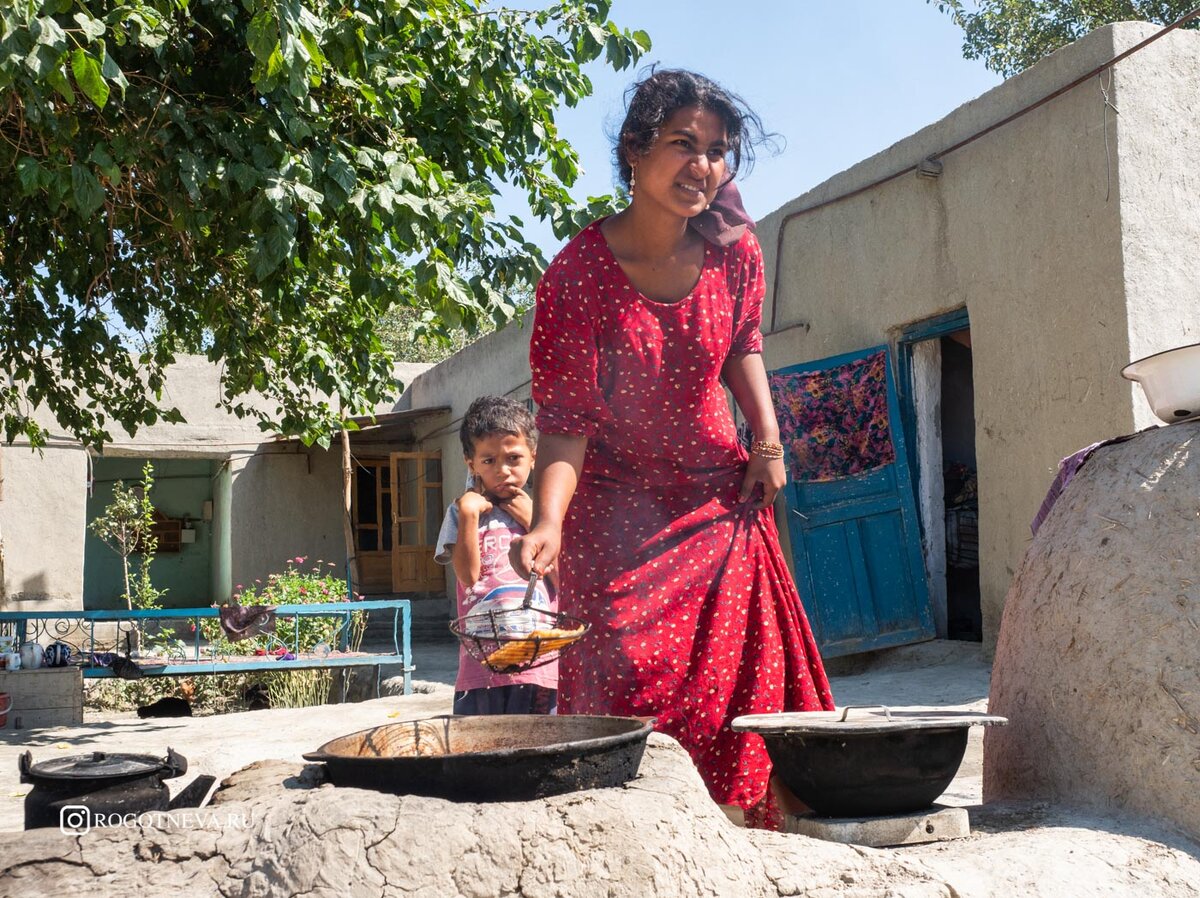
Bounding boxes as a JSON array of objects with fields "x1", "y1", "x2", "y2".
[{"x1": 2, "y1": 639, "x2": 1198, "y2": 897}]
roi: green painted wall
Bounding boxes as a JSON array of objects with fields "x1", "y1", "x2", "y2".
[{"x1": 84, "y1": 457, "x2": 216, "y2": 609}]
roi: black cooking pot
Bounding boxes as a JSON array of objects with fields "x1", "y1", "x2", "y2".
[
  {"x1": 304, "y1": 714, "x2": 652, "y2": 802},
  {"x1": 733, "y1": 706, "x2": 1007, "y2": 818},
  {"x1": 20, "y1": 748, "x2": 188, "y2": 830},
  {"x1": 762, "y1": 727, "x2": 968, "y2": 817}
]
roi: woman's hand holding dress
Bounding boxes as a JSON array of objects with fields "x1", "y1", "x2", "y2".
[
  {"x1": 723, "y1": 351, "x2": 787, "y2": 510},
  {"x1": 739, "y1": 453, "x2": 787, "y2": 510}
]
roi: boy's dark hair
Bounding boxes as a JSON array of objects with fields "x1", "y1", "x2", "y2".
[{"x1": 460, "y1": 395, "x2": 537, "y2": 456}]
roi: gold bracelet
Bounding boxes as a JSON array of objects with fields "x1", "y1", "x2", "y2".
[{"x1": 750, "y1": 439, "x2": 784, "y2": 460}]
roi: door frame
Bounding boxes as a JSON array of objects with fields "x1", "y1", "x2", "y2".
[
  {"x1": 894, "y1": 306, "x2": 972, "y2": 638},
  {"x1": 349, "y1": 456, "x2": 393, "y2": 594},
  {"x1": 389, "y1": 451, "x2": 444, "y2": 593},
  {"x1": 895, "y1": 307, "x2": 971, "y2": 508}
]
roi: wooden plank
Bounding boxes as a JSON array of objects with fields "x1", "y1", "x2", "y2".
[
  {"x1": 391, "y1": 450, "x2": 443, "y2": 593},
  {"x1": 820, "y1": 626, "x2": 934, "y2": 658},
  {"x1": 341, "y1": 429, "x2": 360, "y2": 592},
  {"x1": 83, "y1": 653, "x2": 410, "y2": 678},
  {"x1": 358, "y1": 554, "x2": 391, "y2": 593},
  {"x1": 416, "y1": 459, "x2": 427, "y2": 545},
  {"x1": 390, "y1": 454, "x2": 402, "y2": 590}
]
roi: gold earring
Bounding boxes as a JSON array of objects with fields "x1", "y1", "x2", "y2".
[{"x1": 629, "y1": 167, "x2": 637, "y2": 197}]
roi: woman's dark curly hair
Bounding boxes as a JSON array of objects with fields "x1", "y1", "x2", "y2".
[{"x1": 614, "y1": 67, "x2": 770, "y2": 188}]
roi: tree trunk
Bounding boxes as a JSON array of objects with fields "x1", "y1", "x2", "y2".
[
  {"x1": 341, "y1": 429, "x2": 360, "y2": 596},
  {"x1": 121, "y1": 539, "x2": 131, "y2": 611}
]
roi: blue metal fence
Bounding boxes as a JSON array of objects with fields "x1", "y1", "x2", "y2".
[{"x1": 0, "y1": 599, "x2": 413, "y2": 695}]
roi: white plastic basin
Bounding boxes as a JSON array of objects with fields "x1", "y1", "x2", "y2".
[{"x1": 1121, "y1": 343, "x2": 1200, "y2": 424}]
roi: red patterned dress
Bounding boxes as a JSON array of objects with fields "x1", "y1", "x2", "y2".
[{"x1": 530, "y1": 220, "x2": 834, "y2": 816}]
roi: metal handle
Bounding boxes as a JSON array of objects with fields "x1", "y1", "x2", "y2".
[
  {"x1": 164, "y1": 747, "x2": 189, "y2": 779},
  {"x1": 838, "y1": 704, "x2": 893, "y2": 722},
  {"x1": 521, "y1": 571, "x2": 540, "y2": 609}
]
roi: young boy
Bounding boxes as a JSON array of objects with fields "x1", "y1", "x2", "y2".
[{"x1": 435, "y1": 395, "x2": 557, "y2": 715}]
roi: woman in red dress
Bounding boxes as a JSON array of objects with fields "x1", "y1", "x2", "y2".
[{"x1": 512, "y1": 69, "x2": 833, "y2": 825}]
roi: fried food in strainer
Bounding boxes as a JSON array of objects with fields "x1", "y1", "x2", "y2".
[{"x1": 483, "y1": 625, "x2": 587, "y2": 670}]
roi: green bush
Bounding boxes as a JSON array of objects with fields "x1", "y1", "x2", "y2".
[{"x1": 201, "y1": 556, "x2": 365, "y2": 655}]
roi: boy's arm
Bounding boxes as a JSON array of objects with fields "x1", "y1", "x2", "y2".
[{"x1": 451, "y1": 492, "x2": 492, "y2": 587}]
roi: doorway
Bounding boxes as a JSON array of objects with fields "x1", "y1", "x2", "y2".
[
  {"x1": 349, "y1": 452, "x2": 444, "y2": 594},
  {"x1": 897, "y1": 309, "x2": 982, "y2": 642},
  {"x1": 388, "y1": 451, "x2": 444, "y2": 593},
  {"x1": 349, "y1": 457, "x2": 394, "y2": 594},
  {"x1": 770, "y1": 346, "x2": 934, "y2": 657}
]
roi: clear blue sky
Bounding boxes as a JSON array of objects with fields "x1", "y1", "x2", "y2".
[{"x1": 504, "y1": 1, "x2": 1002, "y2": 254}]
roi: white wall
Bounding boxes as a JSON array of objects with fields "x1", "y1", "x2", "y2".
[
  {"x1": 1, "y1": 354, "x2": 432, "y2": 609},
  {"x1": 228, "y1": 448, "x2": 348, "y2": 595},
  {"x1": 0, "y1": 443, "x2": 89, "y2": 609},
  {"x1": 1113, "y1": 28, "x2": 1200, "y2": 428},
  {"x1": 405, "y1": 314, "x2": 538, "y2": 595}
]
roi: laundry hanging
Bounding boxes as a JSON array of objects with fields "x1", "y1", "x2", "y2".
[{"x1": 768, "y1": 350, "x2": 895, "y2": 483}]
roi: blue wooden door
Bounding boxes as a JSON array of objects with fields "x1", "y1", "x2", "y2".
[{"x1": 769, "y1": 346, "x2": 933, "y2": 657}]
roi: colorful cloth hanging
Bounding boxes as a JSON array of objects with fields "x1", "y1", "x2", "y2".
[{"x1": 768, "y1": 350, "x2": 896, "y2": 483}]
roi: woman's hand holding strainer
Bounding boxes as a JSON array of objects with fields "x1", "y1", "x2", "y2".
[{"x1": 510, "y1": 520, "x2": 561, "y2": 579}]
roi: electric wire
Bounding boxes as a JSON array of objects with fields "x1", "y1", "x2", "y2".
[{"x1": 768, "y1": 6, "x2": 1200, "y2": 331}]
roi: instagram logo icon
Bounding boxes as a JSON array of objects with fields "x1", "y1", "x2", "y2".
[{"x1": 59, "y1": 805, "x2": 91, "y2": 835}]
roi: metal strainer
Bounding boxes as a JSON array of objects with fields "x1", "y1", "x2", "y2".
[{"x1": 449, "y1": 572, "x2": 588, "y2": 674}]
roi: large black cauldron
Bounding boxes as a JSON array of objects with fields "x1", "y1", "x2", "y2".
[
  {"x1": 733, "y1": 706, "x2": 1007, "y2": 818},
  {"x1": 304, "y1": 714, "x2": 652, "y2": 801}
]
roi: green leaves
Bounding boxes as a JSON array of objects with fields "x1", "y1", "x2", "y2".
[
  {"x1": 0, "y1": 0, "x2": 650, "y2": 450},
  {"x1": 247, "y1": 10, "x2": 278, "y2": 64},
  {"x1": 70, "y1": 47, "x2": 107, "y2": 107},
  {"x1": 15, "y1": 156, "x2": 44, "y2": 194},
  {"x1": 70, "y1": 161, "x2": 104, "y2": 216},
  {"x1": 929, "y1": 0, "x2": 1198, "y2": 76},
  {"x1": 73, "y1": 12, "x2": 107, "y2": 42}
]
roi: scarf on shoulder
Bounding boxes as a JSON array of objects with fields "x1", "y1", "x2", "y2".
[{"x1": 688, "y1": 180, "x2": 755, "y2": 248}]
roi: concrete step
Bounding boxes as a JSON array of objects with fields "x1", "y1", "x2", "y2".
[{"x1": 363, "y1": 598, "x2": 453, "y2": 644}]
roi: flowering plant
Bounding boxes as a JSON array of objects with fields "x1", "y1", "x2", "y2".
[{"x1": 202, "y1": 557, "x2": 365, "y2": 655}]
